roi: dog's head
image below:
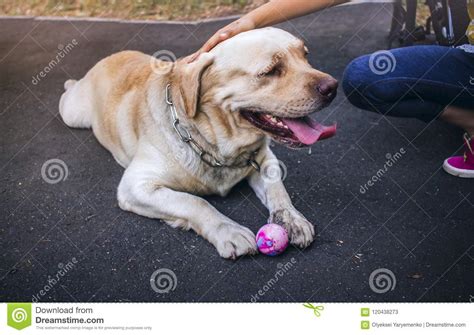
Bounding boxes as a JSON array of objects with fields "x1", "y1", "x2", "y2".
[{"x1": 173, "y1": 27, "x2": 337, "y2": 148}]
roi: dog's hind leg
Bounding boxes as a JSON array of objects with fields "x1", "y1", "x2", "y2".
[
  {"x1": 117, "y1": 160, "x2": 257, "y2": 259},
  {"x1": 59, "y1": 78, "x2": 93, "y2": 129}
]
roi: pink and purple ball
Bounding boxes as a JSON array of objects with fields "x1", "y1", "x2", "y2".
[{"x1": 256, "y1": 223, "x2": 289, "y2": 256}]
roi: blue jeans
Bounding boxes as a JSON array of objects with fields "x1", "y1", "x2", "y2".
[{"x1": 342, "y1": 45, "x2": 474, "y2": 122}]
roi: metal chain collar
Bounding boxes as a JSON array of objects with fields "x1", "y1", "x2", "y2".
[{"x1": 165, "y1": 84, "x2": 260, "y2": 171}]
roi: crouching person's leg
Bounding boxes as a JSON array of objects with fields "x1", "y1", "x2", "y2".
[{"x1": 342, "y1": 45, "x2": 474, "y2": 177}]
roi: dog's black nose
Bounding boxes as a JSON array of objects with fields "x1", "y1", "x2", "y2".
[{"x1": 317, "y1": 77, "x2": 338, "y2": 100}]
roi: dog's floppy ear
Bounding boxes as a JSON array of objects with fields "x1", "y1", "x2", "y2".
[{"x1": 173, "y1": 53, "x2": 214, "y2": 118}]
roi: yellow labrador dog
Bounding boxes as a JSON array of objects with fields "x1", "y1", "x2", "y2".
[{"x1": 59, "y1": 27, "x2": 337, "y2": 259}]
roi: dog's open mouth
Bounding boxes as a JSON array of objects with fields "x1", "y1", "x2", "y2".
[{"x1": 240, "y1": 111, "x2": 336, "y2": 147}]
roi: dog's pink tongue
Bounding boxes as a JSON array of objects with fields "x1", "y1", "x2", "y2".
[{"x1": 281, "y1": 116, "x2": 336, "y2": 145}]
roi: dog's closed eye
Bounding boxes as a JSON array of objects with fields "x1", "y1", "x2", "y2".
[
  {"x1": 257, "y1": 52, "x2": 285, "y2": 79},
  {"x1": 264, "y1": 63, "x2": 283, "y2": 77}
]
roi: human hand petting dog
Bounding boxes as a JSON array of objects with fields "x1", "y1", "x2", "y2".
[
  {"x1": 186, "y1": 16, "x2": 255, "y2": 63},
  {"x1": 187, "y1": 0, "x2": 349, "y2": 63}
]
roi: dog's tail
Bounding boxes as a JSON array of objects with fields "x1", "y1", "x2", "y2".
[
  {"x1": 59, "y1": 79, "x2": 93, "y2": 129},
  {"x1": 64, "y1": 79, "x2": 77, "y2": 90}
]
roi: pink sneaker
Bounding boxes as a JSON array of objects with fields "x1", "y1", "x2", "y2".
[{"x1": 443, "y1": 133, "x2": 474, "y2": 178}]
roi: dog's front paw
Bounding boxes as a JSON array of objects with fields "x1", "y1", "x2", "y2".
[
  {"x1": 270, "y1": 208, "x2": 315, "y2": 248},
  {"x1": 212, "y1": 222, "x2": 257, "y2": 260}
]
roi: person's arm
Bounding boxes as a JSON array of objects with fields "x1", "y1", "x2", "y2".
[
  {"x1": 188, "y1": 0, "x2": 349, "y2": 62},
  {"x1": 248, "y1": 0, "x2": 349, "y2": 27}
]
